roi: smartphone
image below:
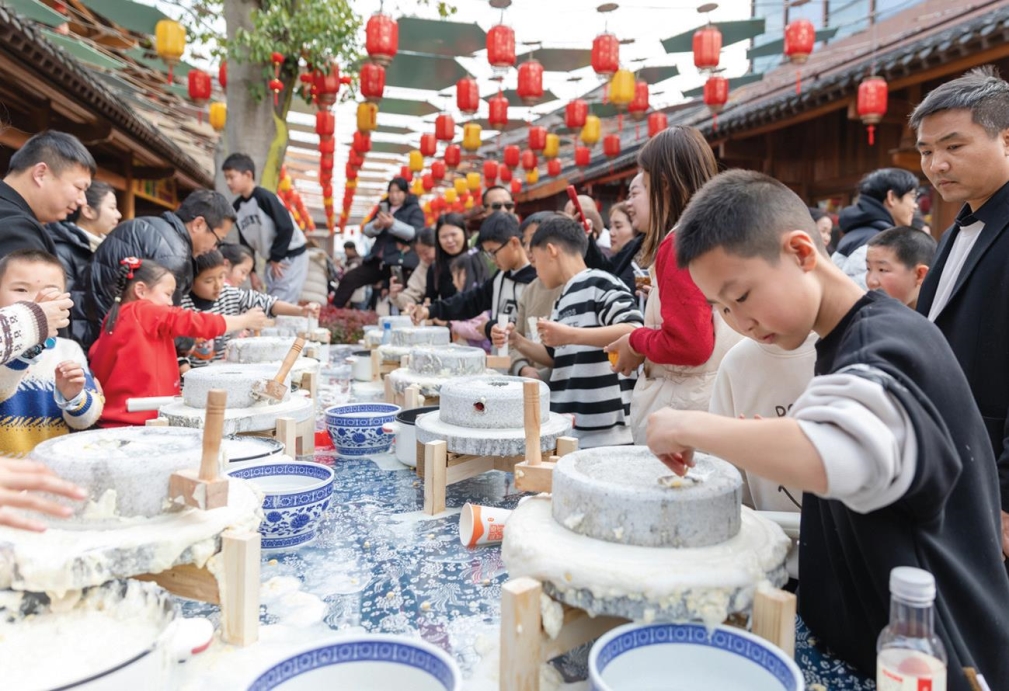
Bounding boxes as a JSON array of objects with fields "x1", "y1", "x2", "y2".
[
  {"x1": 566, "y1": 185, "x2": 591, "y2": 234},
  {"x1": 379, "y1": 200, "x2": 390, "y2": 215},
  {"x1": 390, "y1": 265, "x2": 404, "y2": 284}
]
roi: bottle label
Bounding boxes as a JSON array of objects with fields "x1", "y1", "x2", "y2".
[{"x1": 878, "y1": 650, "x2": 947, "y2": 691}]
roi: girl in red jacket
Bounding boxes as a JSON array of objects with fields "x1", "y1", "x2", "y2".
[{"x1": 89, "y1": 257, "x2": 268, "y2": 426}]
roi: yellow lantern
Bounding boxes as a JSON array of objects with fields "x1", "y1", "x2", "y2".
[
  {"x1": 155, "y1": 19, "x2": 186, "y2": 82},
  {"x1": 356, "y1": 102, "x2": 378, "y2": 132},
  {"x1": 462, "y1": 122, "x2": 482, "y2": 152},
  {"x1": 346, "y1": 179, "x2": 357, "y2": 190},
  {"x1": 466, "y1": 172, "x2": 481, "y2": 191},
  {"x1": 526, "y1": 168, "x2": 539, "y2": 185},
  {"x1": 453, "y1": 177, "x2": 467, "y2": 195},
  {"x1": 411, "y1": 177, "x2": 424, "y2": 195},
  {"x1": 208, "y1": 102, "x2": 227, "y2": 132},
  {"x1": 278, "y1": 176, "x2": 292, "y2": 193},
  {"x1": 609, "y1": 69, "x2": 635, "y2": 108},
  {"x1": 408, "y1": 149, "x2": 424, "y2": 173},
  {"x1": 324, "y1": 196, "x2": 334, "y2": 205},
  {"x1": 580, "y1": 115, "x2": 601, "y2": 145},
  {"x1": 423, "y1": 201, "x2": 432, "y2": 214},
  {"x1": 464, "y1": 196, "x2": 475, "y2": 210},
  {"x1": 444, "y1": 188, "x2": 458, "y2": 204},
  {"x1": 543, "y1": 133, "x2": 560, "y2": 159}
]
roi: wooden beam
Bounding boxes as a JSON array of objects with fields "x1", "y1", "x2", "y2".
[
  {"x1": 59, "y1": 119, "x2": 114, "y2": 146},
  {"x1": 718, "y1": 137, "x2": 766, "y2": 161},
  {"x1": 133, "y1": 166, "x2": 176, "y2": 180}
]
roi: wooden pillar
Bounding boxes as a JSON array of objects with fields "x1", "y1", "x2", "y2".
[{"x1": 122, "y1": 157, "x2": 136, "y2": 220}]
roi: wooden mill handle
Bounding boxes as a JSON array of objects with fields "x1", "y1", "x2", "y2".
[
  {"x1": 523, "y1": 380, "x2": 542, "y2": 466},
  {"x1": 200, "y1": 389, "x2": 227, "y2": 480},
  {"x1": 273, "y1": 338, "x2": 305, "y2": 384}
]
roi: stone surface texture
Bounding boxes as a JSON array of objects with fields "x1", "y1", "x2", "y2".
[
  {"x1": 182, "y1": 364, "x2": 291, "y2": 408},
  {"x1": 225, "y1": 337, "x2": 299, "y2": 364},
  {"x1": 415, "y1": 409, "x2": 572, "y2": 457},
  {"x1": 552, "y1": 448, "x2": 743, "y2": 548},
  {"x1": 160, "y1": 392, "x2": 314, "y2": 434},
  {"x1": 390, "y1": 326, "x2": 450, "y2": 347},
  {"x1": 409, "y1": 344, "x2": 487, "y2": 376},
  {"x1": 439, "y1": 376, "x2": 549, "y2": 429}
]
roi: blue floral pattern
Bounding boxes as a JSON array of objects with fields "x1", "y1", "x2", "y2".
[{"x1": 324, "y1": 403, "x2": 398, "y2": 456}]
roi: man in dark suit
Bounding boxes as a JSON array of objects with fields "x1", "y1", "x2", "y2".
[
  {"x1": 0, "y1": 131, "x2": 95, "y2": 257},
  {"x1": 912, "y1": 66, "x2": 1009, "y2": 554}
]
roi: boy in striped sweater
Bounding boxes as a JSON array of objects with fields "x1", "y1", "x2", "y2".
[
  {"x1": 0, "y1": 250, "x2": 103, "y2": 455},
  {"x1": 179, "y1": 248, "x2": 320, "y2": 367},
  {"x1": 509, "y1": 216, "x2": 643, "y2": 447}
]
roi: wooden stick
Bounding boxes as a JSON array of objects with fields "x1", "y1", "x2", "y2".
[
  {"x1": 168, "y1": 390, "x2": 229, "y2": 509},
  {"x1": 272, "y1": 337, "x2": 305, "y2": 385},
  {"x1": 220, "y1": 530, "x2": 260, "y2": 646},
  {"x1": 423, "y1": 440, "x2": 447, "y2": 515},
  {"x1": 199, "y1": 390, "x2": 226, "y2": 480},
  {"x1": 276, "y1": 416, "x2": 297, "y2": 457},
  {"x1": 555, "y1": 437, "x2": 578, "y2": 457},
  {"x1": 371, "y1": 349, "x2": 381, "y2": 382},
  {"x1": 501, "y1": 577, "x2": 544, "y2": 691},
  {"x1": 523, "y1": 381, "x2": 542, "y2": 466},
  {"x1": 752, "y1": 588, "x2": 796, "y2": 657}
]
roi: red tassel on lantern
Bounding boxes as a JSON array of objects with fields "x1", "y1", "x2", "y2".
[
  {"x1": 857, "y1": 75, "x2": 888, "y2": 146},
  {"x1": 784, "y1": 19, "x2": 815, "y2": 94}
]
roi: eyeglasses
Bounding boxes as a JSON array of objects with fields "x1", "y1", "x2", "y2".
[
  {"x1": 487, "y1": 202, "x2": 515, "y2": 211},
  {"x1": 208, "y1": 228, "x2": 227, "y2": 247},
  {"x1": 483, "y1": 244, "x2": 508, "y2": 259}
]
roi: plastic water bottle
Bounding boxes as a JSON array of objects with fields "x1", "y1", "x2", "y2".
[
  {"x1": 381, "y1": 321, "x2": 392, "y2": 345},
  {"x1": 877, "y1": 567, "x2": 947, "y2": 691}
]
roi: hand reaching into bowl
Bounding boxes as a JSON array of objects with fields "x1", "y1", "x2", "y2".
[{"x1": 0, "y1": 458, "x2": 86, "y2": 532}]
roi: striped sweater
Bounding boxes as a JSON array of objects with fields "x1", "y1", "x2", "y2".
[
  {"x1": 180, "y1": 286, "x2": 278, "y2": 366},
  {"x1": 546, "y1": 269, "x2": 643, "y2": 448},
  {"x1": 0, "y1": 337, "x2": 103, "y2": 455},
  {"x1": 0, "y1": 301, "x2": 47, "y2": 366}
]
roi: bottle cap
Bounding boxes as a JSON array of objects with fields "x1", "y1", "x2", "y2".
[{"x1": 889, "y1": 566, "x2": 936, "y2": 605}]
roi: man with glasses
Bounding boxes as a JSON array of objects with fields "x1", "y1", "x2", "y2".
[
  {"x1": 482, "y1": 185, "x2": 517, "y2": 218},
  {"x1": 83, "y1": 189, "x2": 236, "y2": 350}
]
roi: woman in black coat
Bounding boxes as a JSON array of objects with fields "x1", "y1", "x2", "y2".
[{"x1": 425, "y1": 212, "x2": 484, "y2": 302}]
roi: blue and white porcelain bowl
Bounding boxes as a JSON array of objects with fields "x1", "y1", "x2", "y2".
[
  {"x1": 227, "y1": 461, "x2": 334, "y2": 550},
  {"x1": 246, "y1": 634, "x2": 461, "y2": 691},
  {"x1": 324, "y1": 403, "x2": 400, "y2": 456},
  {"x1": 589, "y1": 622, "x2": 804, "y2": 691}
]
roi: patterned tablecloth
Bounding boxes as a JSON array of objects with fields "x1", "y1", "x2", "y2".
[{"x1": 177, "y1": 400, "x2": 874, "y2": 690}]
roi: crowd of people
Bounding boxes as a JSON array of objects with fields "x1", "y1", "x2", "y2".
[{"x1": 1, "y1": 65, "x2": 1008, "y2": 688}]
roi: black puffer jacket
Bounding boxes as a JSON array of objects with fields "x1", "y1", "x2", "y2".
[
  {"x1": 47, "y1": 221, "x2": 95, "y2": 346},
  {"x1": 83, "y1": 211, "x2": 194, "y2": 350},
  {"x1": 363, "y1": 195, "x2": 424, "y2": 262},
  {"x1": 834, "y1": 195, "x2": 895, "y2": 257}
]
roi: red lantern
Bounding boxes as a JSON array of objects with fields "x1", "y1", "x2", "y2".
[
  {"x1": 565, "y1": 99, "x2": 588, "y2": 129},
  {"x1": 431, "y1": 160, "x2": 446, "y2": 181},
  {"x1": 444, "y1": 144, "x2": 461, "y2": 169},
  {"x1": 315, "y1": 110, "x2": 335, "y2": 138},
  {"x1": 320, "y1": 153, "x2": 334, "y2": 170},
  {"x1": 603, "y1": 134, "x2": 621, "y2": 158},
  {"x1": 785, "y1": 19, "x2": 815, "y2": 93},
  {"x1": 422, "y1": 174, "x2": 435, "y2": 192},
  {"x1": 345, "y1": 164, "x2": 358, "y2": 180},
  {"x1": 348, "y1": 150, "x2": 365, "y2": 169},
  {"x1": 400, "y1": 165, "x2": 412, "y2": 182},
  {"x1": 528, "y1": 126, "x2": 547, "y2": 152},
  {"x1": 366, "y1": 12, "x2": 398, "y2": 66},
  {"x1": 489, "y1": 92, "x2": 509, "y2": 130},
  {"x1": 693, "y1": 24, "x2": 722, "y2": 71},
  {"x1": 629, "y1": 81, "x2": 649, "y2": 121},
  {"x1": 499, "y1": 166, "x2": 513, "y2": 183},
  {"x1": 592, "y1": 32, "x2": 619, "y2": 80},
  {"x1": 483, "y1": 159, "x2": 499, "y2": 181},
  {"x1": 313, "y1": 65, "x2": 342, "y2": 107},
  {"x1": 271, "y1": 51, "x2": 284, "y2": 78},
  {"x1": 322, "y1": 183, "x2": 333, "y2": 198},
  {"x1": 420, "y1": 133, "x2": 438, "y2": 158},
  {"x1": 857, "y1": 76, "x2": 888, "y2": 146},
  {"x1": 456, "y1": 77, "x2": 480, "y2": 115},
  {"x1": 218, "y1": 61, "x2": 227, "y2": 90},
  {"x1": 503, "y1": 145, "x2": 520, "y2": 169},
  {"x1": 360, "y1": 63, "x2": 385, "y2": 102},
  {"x1": 520, "y1": 149, "x2": 538, "y2": 172},
  {"x1": 188, "y1": 68, "x2": 211, "y2": 106},
  {"x1": 575, "y1": 146, "x2": 591, "y2": 167},
  {"x1": 319, "y1": 139, "x2": 335, "y2": 154},
  {"x1": 703, "y1": 76, "x2": 729, "y2": 131},
  {"x1": 487, "y1": 24, "x2": 516, "y2": 70},
  {"x1": 435, "y1": 114, "x2": 455, "y2": 142},
  {"x1": 268, "y1": 78, "x2": 284, "y2": 106},
  {"x1": 353, "y1": 131, "x2": 372, "y2": 154},
  {"x1": 647, "y1": 111, "x2": 667, "y2": 138},
  {"x1": 547, "y1": 159, "x2": 562, "y2": 177},
  {"x1": 510, "y1": 179, "x2": 522, "y2": 195},
  {"x1": 517, "y1": 59, "x2": 544, "y2": 106}
]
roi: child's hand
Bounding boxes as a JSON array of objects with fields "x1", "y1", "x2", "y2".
[
  {"x1": 646, "y1": 409, "x2": 697, "y2": 476},
  {"x1": 301, "y1": 302, "x2": 321, "y2": 319},
  {"x1": 605, "y1": 333, "x2": 645, "y2": 376},
  {"x1": 537, "y1": 321, "x2": 574, "y2": 348},
  {"x1": 34, "y1": 289, "x2": 72, "y2": 338},
  {"x1": 518, "y1": 366, "x2": 541, "y2": 380},
  {"x1": 0, "y1": 457, "x2": 86, "y2": 532},
  {"x1": 389, "y1": 277, "x2": 403, "y2": 298},
  {"x1": 54, "y1": 360, "x2": 86, "y2": 401},
  {"x1": 407, "y1": 304, "x2": 429, "y2": 325},
  {"x1": 490, "y1": 322, "x2": 513, "y2": 349},
  {"x1": 242, "y1": 307, "x2": 270, "y2": 331}
]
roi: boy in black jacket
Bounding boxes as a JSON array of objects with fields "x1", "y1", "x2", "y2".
[
  {"x1": 646, "y1": 170, "x2": 1009, "y2": 691},
  {"x1": 409, "y1": 212, "x2": 536, "y2": 339}
]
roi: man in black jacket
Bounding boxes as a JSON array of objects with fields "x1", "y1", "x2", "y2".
[
  {"x1": 0, "y1": 131, "x2": 95, "y2": 257},
  {"x1": 913, "y1": 66, "x2": 1009, "y2": 554},
  {"x1": 82, "y1": 189, "x2": 235, "y2": 349}
]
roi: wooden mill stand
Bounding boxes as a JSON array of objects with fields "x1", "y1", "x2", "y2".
[
  {"x1": 382, "y1": 354, "x2": 513, "y2": 408},
  {"x1": 417, "y1": 381, "x2": 579, "y2": 515}
]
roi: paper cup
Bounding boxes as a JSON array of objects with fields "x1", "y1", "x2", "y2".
[
  {"x1": 497, "y1": 314, "x2": 510, "y2": 357},
  {"x1": 527, "y1": 317, "x2": 541, "y2": 343},
  {"x1": 459, "y1": 503, "x2": 512, "y2": 548}
]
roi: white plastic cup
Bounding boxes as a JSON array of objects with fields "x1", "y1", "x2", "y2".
[
  {"x1": 497, "y1": 314, "x2": 510, "y2": 357},
  {"x1": 527, "y1": 317, "x2": 541, "y2": 344},
  {"x1": 458, "y1": 503, "x2": 513, "y2": 548}
]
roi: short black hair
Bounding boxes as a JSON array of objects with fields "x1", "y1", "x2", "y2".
[
  {"x1": 388, "y1": 176, "x2": 409, "y2": 194},
  {"x1": 176, "y1": 189, "x2": 238, "y2": 230},
  {"x1": 416, "y1": 227, "x2": 435, "y2": 247},
  {"x1": 476, "y1": 211, "x2": 521, "y2": 246},
  {"x1": 449, "y1": 251, "x2": 488, "y2": 290},
  {"x1": 867, "y1": 226, "x2": 937, "y2": 269},
  {"x1": 910, "y1": 65, "x2": 1009, "y2": 137},
  {"x1": 222, "y1": 153, "x2": 256, "y2": 178},
  {"x1": 0, "y1": 249, "x2": 66, "y2": 286},
  {"x1": 194, "y1": 248, "x2": 226, "y2": 276},
  {"x1": 68, "y1": 180, "x2": 117, "y2": 224},
  {"x1": 857, "y1": 168, "x2": 919, "y2": 203},
  {"x1": 529, "y1": 215, "x2": 588, "y2": 256},
  {"x1": 219, "y1": 242, "x2": 253, "y2": 266},
  {"x1": 8, "y1": 131, "x2": 96, "y2": 176},
  {"x1": 483, "y1": 184, "x2": 512, "y2": 203},
  {"x1": 343, "y1": 241, "x2": 357, "y2": 249},
  {"x1": 519, "y1": 211, "x2": 559, "y2": 237},
  {"x1": 676, "y1": 170, "x2": 822, "y2": 268}
]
